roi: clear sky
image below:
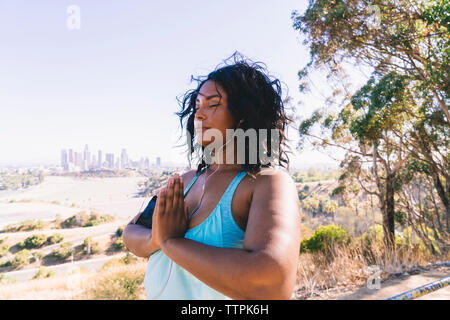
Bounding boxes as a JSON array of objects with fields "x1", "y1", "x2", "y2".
[{"x1": 0, "y1": 0, "x2": 361, "y2": 169}]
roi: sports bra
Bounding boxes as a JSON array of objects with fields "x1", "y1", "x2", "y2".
[{"x1": 143, "y1": 169, "x2": 247, "y2": 299}]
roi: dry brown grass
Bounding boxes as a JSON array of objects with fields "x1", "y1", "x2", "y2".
[
  {"x1": 293, "y1": 236, "x2": 447, "y2": 299},
  {"x1": 0, "y1": 256, "x2": 148, "y2": 300},
  {"x1": 75, "y1": 257, "x2": 147, "y2": 300}
]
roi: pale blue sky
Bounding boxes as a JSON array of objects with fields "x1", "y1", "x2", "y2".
[{"x1": 0, "y1": 0, "x2": 363, "y2": 168}]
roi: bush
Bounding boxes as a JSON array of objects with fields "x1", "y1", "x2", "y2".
[
  {"x1": 83, "y1": 213, "x2": 115, "y2": 227},
  {"x1": 0, "y1": 260, "x2": 12, "y2": 268},
  {"x1": 0, "y1": 273, "x2": 16, "y2": 284},
  {"x1": 23, "y1": 234, "x2": 48, "y2": 249},
  {"x1": 47, "y1": 233, "x2": 64, "y2": 244},
  {"x1": 60, "y1": 212, "x2": 90, "y2": 228},
  {"x1": 33, "y1": 266, "x2": 55, "y2": 279},
  {"x1": 0, "y1": 244, "x2": 10, "y2": 258},
  {"x1": 300, "y1": 225, "x2": 350, "y2": 253},
  {"x1": 31, "y1": 251, "x2": 43, "y2": 262},
  {"x1": 51, "y1": 242, "x2": 73, "y2": 260},
  {"x1": 61, "y1": 212, "x2": 115, "y2": 228},
  {"x1": 12, "y1": 249, "x2": 31, "y2": 268},
  {"x1": 112, "y1": 237, "x2": 125, "y2": 251},
  {"x1": 2, "y1": 219, "x2": 45, "y2": 232},
  {"x1": 359, "y1": 225, "x2": 404, "y2": 248},
  {"x1": 82, "y1": 237, "x2": 102, "y2": 255},
  {"x1": 116, "y1": 226, "x2": 125, "y2": 238},
  {"x1": 88, "y1": 263, "x2": 145, "y2": 300}
]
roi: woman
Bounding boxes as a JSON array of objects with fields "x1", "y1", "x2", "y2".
[{"x1": 123, "y1": 53, "x2": 301, "y2": 300}]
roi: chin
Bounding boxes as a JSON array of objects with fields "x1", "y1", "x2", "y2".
[{"x1": 196, "y1": 139, "x2": 213, "y2": 147}]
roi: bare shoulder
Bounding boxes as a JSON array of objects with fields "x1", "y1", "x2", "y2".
[{"x1": 252, "y1": 168, "x2": 297, "y2": 194}]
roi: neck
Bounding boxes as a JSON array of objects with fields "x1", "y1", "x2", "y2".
[
  {"x1": 207, "y1": 163, "x2": 241, "y2": 172},
  {"x1": 207, "y1": 144, "x2": 241, "y2": 172}
]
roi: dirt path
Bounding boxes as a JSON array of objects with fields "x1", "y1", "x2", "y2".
[{"x1": 330, "y1": 265, "x2": 449, "y2": 300}]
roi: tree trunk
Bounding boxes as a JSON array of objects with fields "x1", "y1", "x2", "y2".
[{"x1": 382, "y1": 173, "x2": 396, "y2": 248}]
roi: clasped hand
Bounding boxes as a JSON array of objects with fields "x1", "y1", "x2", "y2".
[{"x1": 152, "y1": 173, "x2": 189, "y2": 248}]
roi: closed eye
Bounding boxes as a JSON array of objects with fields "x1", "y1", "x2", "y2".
[{"x1": 195, "y1": 103, "x2": 220, "y2": 110}]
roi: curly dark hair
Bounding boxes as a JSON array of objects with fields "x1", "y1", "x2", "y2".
[{"x1": 176, "y1": 52, "x2": 293, "y2": 176}]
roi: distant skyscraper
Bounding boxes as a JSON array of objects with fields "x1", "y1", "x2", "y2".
[
  {"x1": 144, "y1": 157, "x2": 150, "y2": 169},
  {"x1": 82, "y1": 159, "x2": 88, "y2": 171},
  {"x1": 68, "y1": 149, "x2": 73, "y2": 163},
  {"x1": 84, "y1": 144, "x2": 91, "y2": 167},
  {"x1": 105, "y1": 153, "x2": 114, "y2": 169},
  {"x1": 121, "y1": 148, "x2": 128, "y2": 169},
  {"x1": 98, "y1": 150, "x2": 102, "y2": 168},
  {"x1": 61, "y1": 149, "x2": 68, "y2": 170},
  {"x1": 156, "y1": 157, "x2": 161, "y2": 167},
  {"x1": 74, "y1": 152, "x2": 83, "y2": 168}
]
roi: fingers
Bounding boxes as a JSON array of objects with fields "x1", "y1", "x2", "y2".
[
  {"x1": 172, "y1": 174, "x2": 182, "y2": 211},
  {"x1": 158, "y1": 188, "x2": 166, "y2": 217}
]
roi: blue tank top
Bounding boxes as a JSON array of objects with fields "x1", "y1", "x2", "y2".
[{"x1": 144, "y1": 169, "x2": 247, "y2": 300}]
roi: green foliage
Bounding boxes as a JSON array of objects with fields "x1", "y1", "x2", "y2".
[
  {"x1": 292, "y1": 168, "x2": 340, "y2": 183},
  {"x1": 301, "y1": 193, "x2": 338, "y2": 217},
  {"x1": 112, "y1": 237, "x2": 125, "y2": 251},
  {"x1": 300, "y1": 225, "x2": 350, "y2": 253},
  {"x1": 83, "y1": 213, "x2": 114, "y2": 227},
  {"x1": 0, "y1": 172, "x2": 44, "y2": 191},
  {"x1": 115, "y1": 226, "x2": 125, "y2": 238},
  {"x1": 51, "y1": 242, "x2": 73, "y2": 260},
  {"x1": 0, "y1": 273, "x2": 16, "y2": 284},
  {"x1": 12, "y1": 249, "x2": 31, "y2": 268},
  {"x1": 47, "y1": 233, "x2": 64, "y2": 244},
  {"x1": 0, "y1": 244, "x2": 11, "y2": 258},
  {"x1": 60, "y1": 212, "x2": 90, "y2": 228},
  {"x1": 359, "y1": 225, "x2": 403, "y2": 248},
  {"x1": 88, "y1": 270, "x2": 144, "y2": 300},
  {"x1": 82, "y1": 237, "x2": 102, "y2": 255},
  {"x1": 60, "y1": 211, "x2": 114, "y2": 228},
  {"x1": 402, "y1": 225, "x2": 441, "y2": 255},
  {"x1": 2, "y1": 219, "x2": 45, "y2": 233},
  {"x1": 31, "y1": 251, "x2": 43, "y2": 262},
  {"x1": 23, "y1": 234, "x2": 48, "y2": 249},
  {"x1": 33, "y1": 266, "x2": 55, "y2": 279},
  {"x1": 394, "y1": 210, "x2": 406, "y2": 226}
]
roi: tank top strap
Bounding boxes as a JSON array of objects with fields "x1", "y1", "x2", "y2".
[
  {"x1": 219, "y1": 170, "x2": 247, "y2": 204},
  {"x1": 183, "y1": 167, "x2": 206, "y2": 197}
]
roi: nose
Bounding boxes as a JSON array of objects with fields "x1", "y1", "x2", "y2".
[{"x1": 194, "y1": 100, "x2": 207, "y2": 120}]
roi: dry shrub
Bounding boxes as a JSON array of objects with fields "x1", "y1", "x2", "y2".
[
  {"x1": 293, "y1": 234, "x2": 443, "y2": 299},
  {"x1": 76, "y1": 256, "x2": 147, "y2": 300}
]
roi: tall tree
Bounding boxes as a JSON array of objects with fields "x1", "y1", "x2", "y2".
[
  {"x1": 292, "y1": 0, "x2": 449, "y2": 247},
  {"x1": 292, "y1": 0, "x2": 449, "y2": 122}
]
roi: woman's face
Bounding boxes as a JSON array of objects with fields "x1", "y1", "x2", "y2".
[{"x1": 194, "y1": 80, "x2": 236, "y2": 147}]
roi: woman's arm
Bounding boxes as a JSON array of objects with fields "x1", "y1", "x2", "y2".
[
  {"x1": 122, "y1": 212, "x2": 160, "y2": 258},
  {"x1": 123, "y1": 169, "x2": 196, "y2": 258},
  {"x1": 157, "y1": 169, "x2": 301, "y2": 299}
]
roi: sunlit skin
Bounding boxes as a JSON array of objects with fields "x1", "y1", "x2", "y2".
[{"x1": 123, "y1": 80, "x2": 301, "y2": 299}]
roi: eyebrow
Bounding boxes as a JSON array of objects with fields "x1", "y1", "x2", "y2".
[{"x1": 196, "y1": 93, "x2": 221, "y2": 100}]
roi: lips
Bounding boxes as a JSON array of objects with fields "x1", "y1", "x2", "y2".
[{"x1": 195, "y1": 126, "x2": 210, "y2": 131}]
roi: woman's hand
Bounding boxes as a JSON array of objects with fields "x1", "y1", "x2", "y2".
[{"x1": 153, "y1": 173, "x2": 189, "y2": 247}]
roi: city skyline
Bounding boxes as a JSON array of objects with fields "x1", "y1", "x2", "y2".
[{"x1": 60, "y1": 144, "x2": 160, "y2": 172}]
